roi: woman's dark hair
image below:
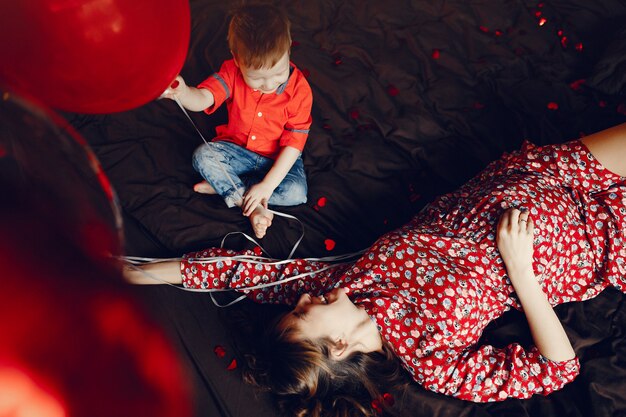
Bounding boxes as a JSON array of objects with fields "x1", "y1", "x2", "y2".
[{"x1": 241, "y1": 313, "x2": 410, "y2": 417}]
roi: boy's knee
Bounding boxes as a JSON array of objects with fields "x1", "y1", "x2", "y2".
[
  {"x1": 281, "y1": 180, "x2": 307, "y2": 205},
  {"x1": 192, "y1": 144, "x2": 213, "y2": 170}
]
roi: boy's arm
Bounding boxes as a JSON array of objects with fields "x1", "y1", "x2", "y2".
[
  {"x1": 162, "y1": 75, "x2": 215, "y2": 111},
  {"x1": 242, "y1": 146, "x2": 300, "y2": 216}
]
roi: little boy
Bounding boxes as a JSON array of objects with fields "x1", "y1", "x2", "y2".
[{"x1": 164, "y1": 4, "x2": 312, "y2": 239}]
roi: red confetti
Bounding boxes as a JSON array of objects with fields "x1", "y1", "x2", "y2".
[
  {"x1": 431, "y1": 49, "x2": 441, "y2": 59},
  {"x1": 226, "y1": 359, "x2": 237, "y2": 370},
  {"x1": 478, "y1": 25, "x2": 489, "y2": 33},
  {"x1": 333, "y1": 53, "x2": 343, "y2": 66},
  {"x1": 557, "y1": 29, "x2": 563, "y2": 37},
  {"x1": 538, "y1": 2, "x2": 545, "y2": 7},
  {"x1": 534, "y1": 11, "x2": 542, "y2": 17},
  {"x1": 598, "y1": 100, "x2": 607, "y2": 108},
  {"x1": 569, "y1": 79, "x2": 585, "y2": 92},
  {"x1": 387, "y1": 84, "x2": 399, "y2": 96},
  {"x1": 538, "y1": 17, "x2": 547, "y2": 26},
  {"x1": 349, "y1": 109, "x2": 360, "y2": 119},
  {"x1": 575, "y1": 42, "x2": 583, "y2": 52},
  {"x1": 371, "y1": 399, "x2": 383, "y2": 414},
  {"x1": 617, "y1": 103, "x2": 626, "y2": 116},
  {"x1": 324, "y1": 239, "x2": 336, "y2": 251},
  {"x1": 317, "y1": 197, "x2": 327, "y2": 207},
  {"x1": 560, "y1": 36, "x2": 568, "y2": 48},
  {"x1": 382, "y1": 393, "x2": 395, "y2": 406},
  {"x1": 494, "y1": 29, "x2": 503, "y2": 37},
  {"x1": 371, "y1": 393, "x2": 394, "y2": 414},
  {"x1": 547, "y1": 102, "x2": 559, "y2": 110},
  {"x1": 214, "y1": 346, "x2": 226, "y2": 358}
]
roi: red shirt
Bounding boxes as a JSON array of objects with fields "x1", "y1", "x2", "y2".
[{"x1": 197, "y1": 59, "x2": 313, "y2": 159}]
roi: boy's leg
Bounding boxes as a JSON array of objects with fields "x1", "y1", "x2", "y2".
[
  {"x1": 267, "y1": 156, "x2": 308, "y2": 206},
  {"x1": 581, "y1": 122, "x2": 626, "y2": 176},
  {"x1": 192, "y1": 141, "x2": 255, "y2": 207},
  {"x1": 246, "y1": 157, "x2": 306, "y2": 239}
]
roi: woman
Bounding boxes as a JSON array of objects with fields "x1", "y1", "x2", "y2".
[{"x1": 126, "y1": 123, "x2": 626, "y2": 415}]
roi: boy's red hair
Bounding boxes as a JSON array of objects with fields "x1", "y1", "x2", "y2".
[{"x1": 228, "y1": 4, "x2": 291, "y2": 69}]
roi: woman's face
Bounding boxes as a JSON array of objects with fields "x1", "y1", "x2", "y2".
[{"x1": 281, "y1": 288, "x2": 373, "y2": 346}]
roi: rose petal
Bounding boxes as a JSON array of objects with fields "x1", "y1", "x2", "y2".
[{"x1": 214, "y1": 345, "x2": 226, "y2": 358}]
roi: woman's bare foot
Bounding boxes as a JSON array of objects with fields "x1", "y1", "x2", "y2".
[
  {"x1": 249, "y1": 205, "x2": 274, "y2": 239},
  {"x1": 193, "y1": 180, "x2": 216, "y2": 194}
]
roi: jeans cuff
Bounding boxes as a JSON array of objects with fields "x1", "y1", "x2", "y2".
[{"x1": 224, "y1": 189, "x2": 244, "y2": 208}]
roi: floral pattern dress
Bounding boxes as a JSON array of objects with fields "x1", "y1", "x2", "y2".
[{"x1": 181, "y1": 140, "x2": 626, "y2": 402}]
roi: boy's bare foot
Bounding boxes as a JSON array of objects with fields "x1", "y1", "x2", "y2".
[
  {"x1": 249, "y1": 205, "x2": 274, "y2": 239},
  {"x1": 194, "y1": 180, "x2": 216, "y2": 194}
]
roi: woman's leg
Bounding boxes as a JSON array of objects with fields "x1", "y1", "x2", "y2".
[
  {"x1": 123, "y1": 261, "x2": 182, "y2": 285},
  {"x1": 581, "y1": 122, "x2": 626, "y2": 176}
]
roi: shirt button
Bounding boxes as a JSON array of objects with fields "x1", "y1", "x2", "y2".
[
  {"x1": 257, "y1": 112, "x2": 263, "y2": 117},
  {"x1": 251, "y1": 135, "x2": 256, "y2": 140}
]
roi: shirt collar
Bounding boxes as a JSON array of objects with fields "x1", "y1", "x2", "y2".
[{"x1": 275, "y1": 64, "x2": 295, "y2": 95}]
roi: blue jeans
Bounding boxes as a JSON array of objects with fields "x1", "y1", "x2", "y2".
[{"x1": 192, "y1": 141, "x2": 308, "y2": 208}]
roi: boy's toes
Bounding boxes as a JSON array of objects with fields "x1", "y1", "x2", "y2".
[{"x1": 252, "y1": 216, "x2": 271, "y2": 239}]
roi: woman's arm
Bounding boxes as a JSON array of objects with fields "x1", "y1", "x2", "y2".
[
  {"x1": 124, "y1": 261, "x2": 182, "y2": 285},
  {"x1": 497, "y1": 208, "x2": 575, "y2": 362}
]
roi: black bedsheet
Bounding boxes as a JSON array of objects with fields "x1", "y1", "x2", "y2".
[{"x1": 66, "y1": 1, "x2": 626, "y2": 416}]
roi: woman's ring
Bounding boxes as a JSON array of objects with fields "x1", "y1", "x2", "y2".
[{"x1": 520, "y1": 219, "x2": 527, "y2": 222}]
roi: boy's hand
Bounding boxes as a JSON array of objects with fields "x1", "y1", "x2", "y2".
[
  {"x1": 496, "y1": 208, "x2": 535, "y2": 277},
  {"x1": 242, "y1": 182, "x2": 275, "y2": 216},
  {"x1": 160, "y1": 75, "x2": 188, "y2": 100}
]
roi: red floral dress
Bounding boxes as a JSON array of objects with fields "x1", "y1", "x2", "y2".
[{"x1": 181, "y1": 140, "x2": 626, "y2": 402}]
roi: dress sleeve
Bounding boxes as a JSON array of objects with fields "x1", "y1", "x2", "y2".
[
  {"x1": 180, "y1": 247, "x2": 347, "y2": 305},
  {"x1": 408, "y1": 343, "x2": 580, "y2": 402},
  {"x1": 278, "y1": 73, "x2": 313, "y2": 152},
  {"x1": 197, "y1": 60, "x2": 237, "y2": 115}
]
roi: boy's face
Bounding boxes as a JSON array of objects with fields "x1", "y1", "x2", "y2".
[{"x1": 236, "y1": 51, "x2": 290, "y2": 94}]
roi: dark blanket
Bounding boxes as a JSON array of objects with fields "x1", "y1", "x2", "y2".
[{"x1": 65, "y1": 1, "x2": 626, "y2": 416}]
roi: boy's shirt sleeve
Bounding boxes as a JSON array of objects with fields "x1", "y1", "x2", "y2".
[
  {"x1": 403, "y1": 342, "x2": 580, "y2": 402},
  {"x1": 197, "y1": 60, "x2": 236, "y2": 115},
  {"x1": 279, "y1": 74, "x2": 313, "y2": 152}
]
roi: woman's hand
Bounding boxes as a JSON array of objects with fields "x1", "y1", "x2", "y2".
[
  {"x1": 497, "y1": 208, "x2": 534, "y2": 276},
  {"x1": 497, "y1": 208, "x2": 576, "y2": 362}
]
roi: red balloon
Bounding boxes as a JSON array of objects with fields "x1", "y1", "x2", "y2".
[{"x1": 0, "y1": 0, "x2": 190, "y2": 113}]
